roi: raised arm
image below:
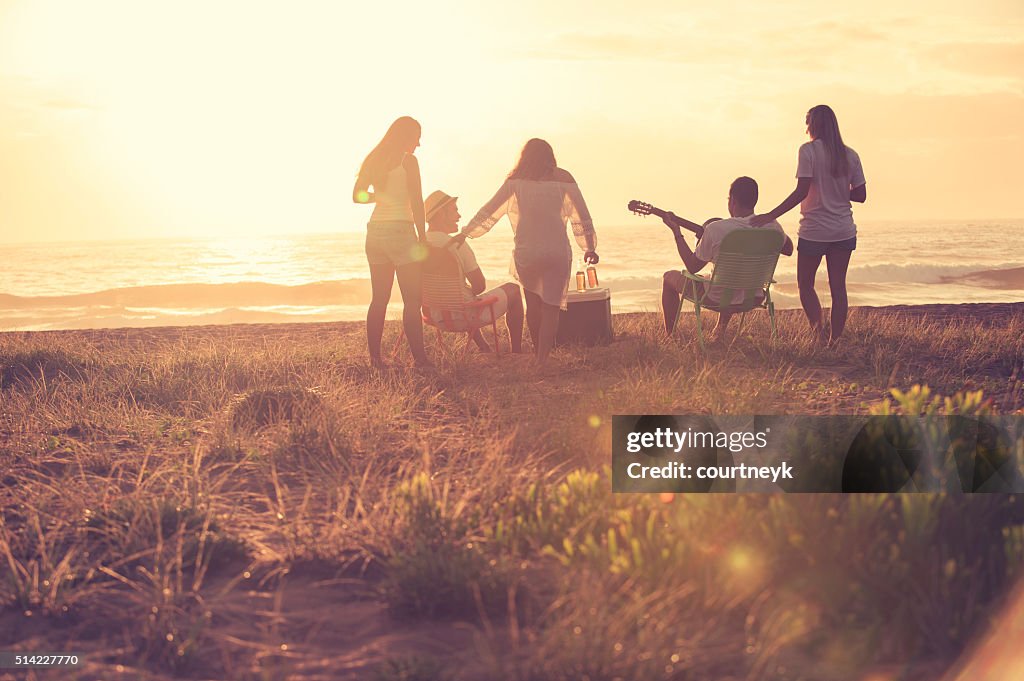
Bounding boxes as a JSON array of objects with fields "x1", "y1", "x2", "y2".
[
  {"x1": 461, "y1": 180, "x2": 514, "y2": 239},
  {"x1": 750, "y1": 177, "x2": 811, "y2": 226},
  {"x1": 403, "y1": 154, "x2": 426, "y2": 241},
  {"x1": 663, "y1": 212, "x2": 706, "y2": 239},
  {"x1": 672, "y1": 230, "x2": 707, "y2": 274}
]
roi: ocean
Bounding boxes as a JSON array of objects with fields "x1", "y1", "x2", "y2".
[{"x1": 2, "y1": 219, "x2": 1023, "y2": 331}]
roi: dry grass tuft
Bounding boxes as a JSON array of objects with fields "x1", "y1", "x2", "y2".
[{"x1": 226, "y1": 386, "x2": 326, "y2": 431}]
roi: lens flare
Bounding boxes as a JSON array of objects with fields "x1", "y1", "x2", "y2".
[
  {"x1": 410, "y1": 243, "x2": 429, "y2": 262},
  {"x1": 728, "y1": 546, "x2": 755, "y2": 573}
]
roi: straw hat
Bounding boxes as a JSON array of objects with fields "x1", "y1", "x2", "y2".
[{"x1": 424, "y1": 190, "x2": 457, "y2": 221}]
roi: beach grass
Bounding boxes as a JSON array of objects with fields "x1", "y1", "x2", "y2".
[{"x1": 2, "y1": 304, "x2": 1023, "y2": 680}]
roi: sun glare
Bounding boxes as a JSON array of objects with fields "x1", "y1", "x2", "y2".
[
  {"x1": 1, "y1": 0, "x2": 1022, "y2": 244},
  {"x1": 1, "y1": 0, "x2": 500, "y2": 239}
]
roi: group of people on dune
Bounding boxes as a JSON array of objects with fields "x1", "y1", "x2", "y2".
[{"x1": 354, "y1": 104, "x2": 865, "y2": 369}]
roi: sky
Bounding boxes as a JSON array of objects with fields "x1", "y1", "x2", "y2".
[{"x1": 0, "y1": 0, "x2": 1022, "y2": 244}]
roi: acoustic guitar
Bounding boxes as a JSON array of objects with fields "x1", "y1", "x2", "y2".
[{"x1": 627, "y1": 200, "x2": 703, "y2": 237}]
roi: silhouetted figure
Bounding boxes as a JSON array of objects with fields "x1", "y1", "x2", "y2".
[
  {"x1": 751, "y1": 105, "x2": 867, "y2": 345},
  {"x1": 661, "y1": 176, "x2": 793, "y2": 342},
  {"x1": 353, "y1": 117, "x2": 432, "y2": 368},
  {"x1": 452, "y1": 139, "x2": 598, "y2": 368},
  {"x1": 423, "y1": 190, "x2": 525, "y2": 353}
]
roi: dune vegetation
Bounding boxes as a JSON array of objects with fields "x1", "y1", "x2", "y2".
[{"x1": 2, "y1": 305, "x2": 1023, "y2": 680}]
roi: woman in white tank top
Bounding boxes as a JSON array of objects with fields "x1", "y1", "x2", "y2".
[
  {"x1": 751, "y1": 105, "x2": 867, "y2": 345},
  {"x1": 353, "y1": 117, "x2": 431, "y2": 368}
]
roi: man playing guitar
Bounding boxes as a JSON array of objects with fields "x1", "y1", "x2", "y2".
[{"x1": 632, "y1": 177, "x2": 794, "y2": 341}]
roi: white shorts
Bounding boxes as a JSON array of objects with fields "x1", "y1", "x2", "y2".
[
  {"x1": 424, "y1": 284, "x2": 511, "y2": 330},
  {"x1": 475, "y1": 285, "x2": 510, "y2": 323}
]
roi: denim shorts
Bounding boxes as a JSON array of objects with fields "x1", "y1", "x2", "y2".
[
  {"x1": 365, "y1": 221, "x2": 424, "y2": 267},
  {"x1": 797, "y1": 236, "x2": 857, "y2": 258}
]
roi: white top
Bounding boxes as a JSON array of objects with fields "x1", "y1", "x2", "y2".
[
  {"x1": 426, "y1": 231, "x2": 479, "y2": 302},
  {"x1": 694, "y1": 215, "x2": 787, "y2": 304},
  {"x1": 370, "y1": 159, "x2": 413, "y2": 223},
  {"x1": 462, "y1": 175, "x2": 597, "y2": 308},
  {"x1": 795, "y1": 139, "x2": 865, "y2": 242}
]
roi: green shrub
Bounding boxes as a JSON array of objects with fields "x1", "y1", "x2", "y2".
[{"x1": 383, "y1": 472, "x2": 513, "y2": 619}]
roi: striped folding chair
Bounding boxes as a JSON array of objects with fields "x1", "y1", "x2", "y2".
[
  {"x1": 676, "y1": 228, "x2": 785, "y2": 354},
  {"x1": 395, "y1": 245, "x2": 503, "y2": 360}
]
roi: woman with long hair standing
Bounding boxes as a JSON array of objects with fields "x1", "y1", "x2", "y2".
[
  {"x1": 454, "y1": 138, "x2": 598, "y2": 367},
  {"x1": 353, "y1": 116, "x2": 431, "y2": 368},
  {"x1": 751, "y1": 105, "x2": 866, "y2": 344}
]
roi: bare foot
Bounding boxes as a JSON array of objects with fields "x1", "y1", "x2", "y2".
[{"x1": 810, "y1": 324, "x2": 829, "y2": 346}]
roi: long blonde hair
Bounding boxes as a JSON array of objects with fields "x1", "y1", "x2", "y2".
[
  {"x1": 358, "y1": 116, "x2": 420, "y2": 189},
  {"x1": 807, "y1": 105, "x2": 849, "y2": 179}
]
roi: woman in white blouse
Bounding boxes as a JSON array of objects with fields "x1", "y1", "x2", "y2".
[{"x1": 455, "y1": 139, "x2": 598, "y2": 367}]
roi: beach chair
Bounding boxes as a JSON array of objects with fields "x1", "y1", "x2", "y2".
[
  {"x1": 418, "y1": 245, "x2": 504, "y2": 359},
  {"x1": 676, "y1": 228, "x2": 785, "y2": 353}
]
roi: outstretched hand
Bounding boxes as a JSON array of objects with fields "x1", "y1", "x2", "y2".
[
  {"x1": 584, "y1": 251, "x2": 600, "y2": 265},
  {"x1": 748, "y1": 214, "x2": 773, "y2": 227},
  {"x1": 446, "y1": 232, "x2": 468, "y2": 249}
]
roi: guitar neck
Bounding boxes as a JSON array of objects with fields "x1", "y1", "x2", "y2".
[{"x1": 645, "y1": 205, "x2": 701, "y2": 236}]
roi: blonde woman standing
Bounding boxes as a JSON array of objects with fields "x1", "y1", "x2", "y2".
[{"x1": 353, "y1": 116, "x2": 432, "y2": 368}]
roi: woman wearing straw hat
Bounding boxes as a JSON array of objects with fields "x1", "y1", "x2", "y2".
[
  {"x1": 453, "y1": 138, "x2": 598, "y2": 368},
  {"x1": 353, "y1": 116, "x2": 432, "y2": 368}
]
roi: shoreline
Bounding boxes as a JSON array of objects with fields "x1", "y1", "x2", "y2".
[{"x1": 3, "y1": 300, "x2": 1023, "y2": 338}]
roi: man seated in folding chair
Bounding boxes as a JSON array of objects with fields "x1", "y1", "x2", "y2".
[
  {"x1": 422, "y1": 190, "x2": 525, "y2": 353},
  {"x1": 661, "y1": 176, "x2": 794, "y2": 343}
]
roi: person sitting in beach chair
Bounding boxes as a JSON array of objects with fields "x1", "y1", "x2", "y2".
[
  {"x1": 661, "y1": 176, "x2": 794, "y2": 342},
  {"x1": 423, "y1": 191, "x2": 525, "y2": 353}
]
